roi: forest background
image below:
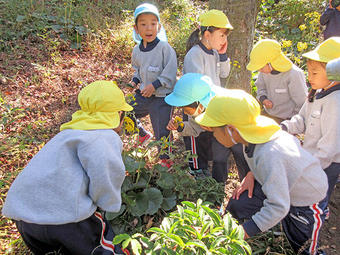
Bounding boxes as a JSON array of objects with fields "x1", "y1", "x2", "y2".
[{"x1": 0, "y1": 0, "x2": 339, "y2": 254}]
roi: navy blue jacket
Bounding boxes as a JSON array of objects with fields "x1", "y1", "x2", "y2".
[{"x1": 320, "y1": 7, "x2": 340, "y2": 39}]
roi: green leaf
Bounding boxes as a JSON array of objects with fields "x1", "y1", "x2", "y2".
[
  {"x1": 133, "y1": 176, "x2": 148, "y2": 189},
  {"x1": 131, "y1": 239, "x2": 142, "y2": 255},
  {"x1": 184, "y1": 209, "x2": 199, "y2": 219},
  {"x1": 105, "y1": 204, "x2": 126, "y2": 220},
  {"x1": 161, "y1": 217, "x2": 172, "y2": 232},
  {"x1": 177, "y1": 205, "x2": 184, "y2": 218},
  {"x1": 144, "y1": 188, "x2": 163, "y2": 215},
  {"x1": 202, "y1": 205, "x2": 221, "y2": 226},
  {"x1": 156, "y1": 172, "x2": 175, "y2": 189},
  {"x1": 113, "y1": 233, "x2": 130, "y2": 245},
  {"x1": 16, "y1": 15, "x2": 25, "y2": 22},
  {"x1": 228, "y1": 242, "x2": 247, "y2": 255},
  {"x1": 51, "y1": 25, "x2": 63, "y2": 33},
  {"x1": 167, "y1": 234, "x2": 185, "y2": 248},
  {"x1": 122, "y1": 237, "x2": 132, "y2": 249},
  {"x1": 148, "y1": 227, "x2": 166, "y2": 234},
  {"x1": 123, "y1": 155, "x2": 146, "y2": 173},
  {"x1": 153, "y1": 163, "x2": 169, "y2": 172},
  {"x1": 181, "y1": 201, "x2": 196, "y2": 209},
  {"x1": 185, "y1": 240, "x2": 208, "y2": 251},
  {"x1": 122, "y1": 176, "x2": 134, "y2": 192},
  {"x1": 127, "y1": 191, "x2": 148, "y2": 216},
  {"x1": 161, "y1": 193, "x2": 176, "y2": 211}
]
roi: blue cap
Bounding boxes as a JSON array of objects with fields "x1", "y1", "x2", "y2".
[
  {"x1": 133, "y1": 3, "x2": 167, "y2": 44},
  {"x1": 165, "y1": 73, "x2": 216, "y2": 108}
]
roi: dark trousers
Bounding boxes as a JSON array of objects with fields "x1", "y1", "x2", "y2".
[
  {"x1": 226, "y1": 181, "x2": 328, "y2": 255},
  {"x1": 14, "y1": 212, "x2": 125, "y2": 255},
  {"x1": 131, "y1": 90, "x2": 173, "y2": 158},
  {"x1": 324, "y1": 162, "x2": 340, "y2": 202},
  {"x1": 183, "y1": 117, "x2": 250, "y2": 182}
]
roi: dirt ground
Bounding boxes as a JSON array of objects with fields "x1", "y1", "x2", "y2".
[{"x1": 319, "y1": 184, "x2": 340, "y2": 255}]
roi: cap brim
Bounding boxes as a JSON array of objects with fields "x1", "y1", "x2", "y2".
[
  {"x1": 121, "y1": 103, "x2": 133, "y2": 111},
  {"x1": 246, "y1": 60, "x2": 266, "y2": 72},
  {"x1": 195, "y1": 111, "x2": 226, "y2": 127},
  {"x1": 165, "y1": 92, "x2": 193, "y2": 107},
  {"x1": 302, "y1": 51, "x2": 328, "y2": 62},
  {"x1": 236, "y1": 115, "x2": 280, "y2": 144}
]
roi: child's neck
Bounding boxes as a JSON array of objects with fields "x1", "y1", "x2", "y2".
[{"x1": 200, "y1": 38, "x2": 212, "y2": 50}]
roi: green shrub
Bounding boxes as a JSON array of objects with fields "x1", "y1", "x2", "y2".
[{"x1": 114, "y1": 199, "x2": 251, "y2": 255}]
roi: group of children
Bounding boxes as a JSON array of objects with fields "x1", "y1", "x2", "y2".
[{"x1": 2, "y1": 2, "x2": 340, "y2": 255}]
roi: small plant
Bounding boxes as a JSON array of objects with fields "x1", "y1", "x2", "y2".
[{"x1": 114, "y1": 199, "x2": 251, "y2": 255}]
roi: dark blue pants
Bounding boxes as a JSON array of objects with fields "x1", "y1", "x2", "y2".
[
  {"x1": 183, "y1": 118, "x2": 250, "y2": 183},
  {"x1": 14, "y1": 212, "x2": 125, "y2": 255},
  {"x1": 226, "y1": 181, "x2": 327, "y2": 255},
  {"x1": 324, "y1": 162, "x2": 340, "y2": 202},
  {"x1": 131, "y1": 90, "x2": 173, "y2": 159}
]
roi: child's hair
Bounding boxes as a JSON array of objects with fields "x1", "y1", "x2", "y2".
[
  {"x1": 186, "y1": 26, "x2": 231, "y2": 53},
  {"x1": 184, "y1": 101, "x2": 199, "y2": 109}
]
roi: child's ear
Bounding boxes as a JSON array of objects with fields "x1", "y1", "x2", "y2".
[{"x1": 134, "y1": 24, "x2": 138, "y2": 33}]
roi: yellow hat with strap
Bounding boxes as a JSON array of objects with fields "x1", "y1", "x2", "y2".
[
  {"x1": 199, "y1": 9, "x2": 233, "y2": 30},
  {"x1": 60, "y1": 80, "x2": 132, "y2": 131},
  {"x1": 195, "y1": 89, "x2": 280, "y2": 144},
  {"x1": 247, "y1": 39, "x2": 293, "y2": 72},
  {"x1": 302, "y1": 37, "x2": 340, "y2": 63}
]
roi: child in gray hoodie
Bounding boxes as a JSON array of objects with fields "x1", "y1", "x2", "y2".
[
  {"x1": 195, "y1": 89, "x2": 328, "y2": 255},
  {"x1": 2, "y1": 81, "x2": 131, "y2": 255}
]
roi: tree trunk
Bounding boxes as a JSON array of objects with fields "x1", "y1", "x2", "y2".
[{"x1": 210, "y1": 0, "x2": 259, "y2": 92}]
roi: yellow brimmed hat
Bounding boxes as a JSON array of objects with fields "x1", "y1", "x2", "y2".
[
  {"x1": 246, "y1": 39, "x2": 292, "y2": 72},
  {"x1": 302, "y1": 37, "x2": 340, "y2": 63},
  {"x1": 199, "y1": 9, "x2": 233, "y2": 30},
  {"x1": 60, "y1": 80, "x2": 132, "y2": 131},
  {"x1": 195, "y1": 89, "x2": 280, "y2": 144}
]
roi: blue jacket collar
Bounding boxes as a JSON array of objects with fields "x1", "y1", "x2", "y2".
[{"x1": 139, "y1": 38, "x2": 160, "y2": 52}]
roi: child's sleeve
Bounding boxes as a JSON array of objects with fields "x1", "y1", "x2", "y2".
[
  {"x1": 287, "y1": 70, "x2": 307, "y2": 115},
  {"x1": 243, "y1": 154, "x2": 291, "y2": 236},
  {"x1": 315, "y1": 97, "x2": 340, "y2": 169},
  {"x1": 320, "y1": 6, "x2": 334, "y2": 25},
  {"x1": 78, "y1": 134, "x2": 126, "y2": 213},
  {"x1": 281, "y1": 102, "x2": 307, "y2": 134},
  {"x1": 219, "y1": 54, "x2": 231, "y2": 78},
  {"x1": 255, "y1": 74, "x2": 268, "y2": 103},
  {"x1": 180, "y1": 117, "x2": 205, "y2": 137},
  {"x1": 131, "y1": 47, "x2": 141, "y2": 85},
  {"x1": 154, "y1": 45, "x2": 177, "y2": 89}
]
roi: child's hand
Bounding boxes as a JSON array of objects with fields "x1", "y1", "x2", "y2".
[
  {"x1": 218, "y1": 41, "x2": 228, "y2": 54},
  {"x1": 232, "y1": 171, "x2": 255, "y2": 200},
  {"x1": 263, "y1": 99, "x2": 273, "y2": 109},
  {"x1": 167, "y1": 119, "x2": 179, "y2": 130},
  {"x1": 141, "y1": 84, "x2": 155, "y2": 97}
]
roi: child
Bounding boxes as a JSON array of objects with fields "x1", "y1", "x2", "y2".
[
  {"x1": 182, "y1": 10, "x2": 238, "y2": 179},
  {"x1": 165, "y1": 73, "x2": 250, "y2": 182},
  {"x1": 195, "y1": 89, "x2": 328, "y2": 255},
  {"x1": 184, "y1": 9, "x2": 233, "y2": 87},
  {"x1": 247, "y1": 39, "x2": 307, "y2": 123},
  {"x1": 2, "y1": 81, "x2": 131, "y2": 255},
  {"x1": 130, "y1": 3, "x2": 177, "y2": 167},
  {"x1": 320, "y1": 0, "x2": 340, "y2": 40},
  {"x1": 281, "y1": 37, "x2": 340, "y2": 204}
]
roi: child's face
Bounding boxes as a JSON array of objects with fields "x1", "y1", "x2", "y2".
[
  {"x1": 183, "y1": 104, "x2": 204, "y2": 117},
  {"x1": 205, "y1": 28, "x2": 228, "y2": 51},
  {"x1": 212, "y1": 126, "x2": 234, "y2": 148},
  {"x1": 259, "y1": 64, "x2": 272, "y2": 74},
  {"x1": 307, "y1": 60, "x2": 330, "y2": 90},
  {"x1": 134, "y1": 13, "x2": 160, "y2": 43}
]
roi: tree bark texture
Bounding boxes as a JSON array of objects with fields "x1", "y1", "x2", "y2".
[{"x1": 210, "y1": 0, "x2": 259, "y2": 92}]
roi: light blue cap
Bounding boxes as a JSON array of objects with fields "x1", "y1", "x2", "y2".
[
  {"x1": 133, "y1": 3, "x2": 167, "y2": 44},
  {"x1": 165, "y1": 73, "x2": 216, "y2": 108}
]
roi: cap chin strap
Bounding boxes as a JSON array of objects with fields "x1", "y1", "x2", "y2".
[{"x1": 227, "y1": 126, "x2": 237, "y2": 145}]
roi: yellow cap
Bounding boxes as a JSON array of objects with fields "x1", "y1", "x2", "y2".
[
  {"x1": 60, "y1": 80, "x2": 133, "y2": 131},
  {"x1": 199, "y1": 9, "x2": 233, "y2": 30},
  {"x1": 302, "y1": 37, "x2": 340, "y2": 63},
  {"x1": 195, "y1": 89, "x2": 280, "y2": 144},
  {"x1": 246, "y1": 39, "x2": 293, "y2": 72}
]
